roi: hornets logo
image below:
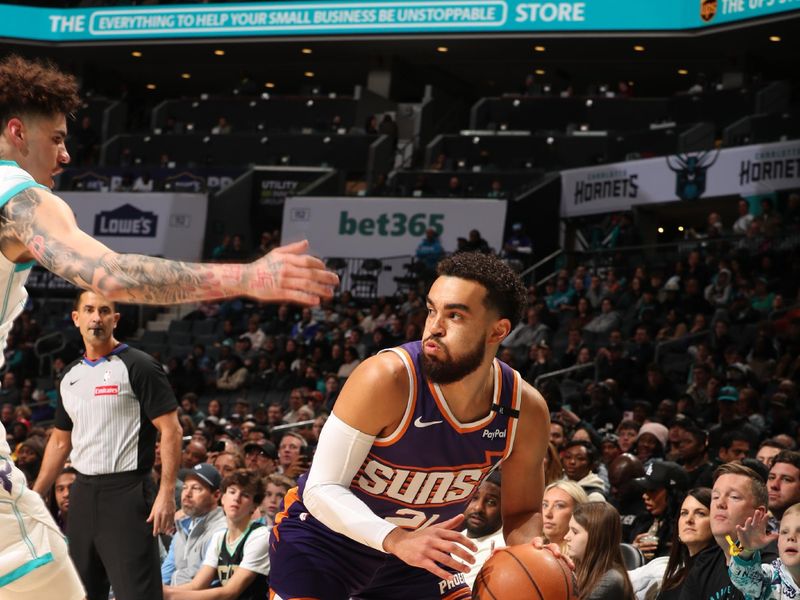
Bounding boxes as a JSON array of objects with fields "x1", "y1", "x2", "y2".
[{"x1": 701, "y1": 0, "x2": 717, "y2": 22}]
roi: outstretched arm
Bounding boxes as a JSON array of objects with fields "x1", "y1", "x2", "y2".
[{"x1": 0, "y1": 188, "x2": 338, "y2": 305}]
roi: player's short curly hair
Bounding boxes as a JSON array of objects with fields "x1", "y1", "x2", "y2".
[
  {"x1": 436, "y1": 252, "x2": 527, "y2": 324},
  {"x1": 0, "y1": 55, "x2": 81, "y2": 125}
]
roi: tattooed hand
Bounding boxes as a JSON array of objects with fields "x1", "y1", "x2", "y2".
[{"x1": 244, "y1": 241, "x2": 339, "y2": 305}]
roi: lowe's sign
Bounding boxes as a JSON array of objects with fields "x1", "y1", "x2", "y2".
[{"x1": 0, "y1": 0, "x2": 797, "y2": 42}]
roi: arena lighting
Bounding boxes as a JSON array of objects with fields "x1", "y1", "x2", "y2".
[
  {"x1": 512, "y1": 99, "x2": 521, "y2": 107},
  {"x1": 181, "y1": 73, "x2": 191, "y2": 79},
  {"x1": 546, "y1": 136, "x2": 554, "y2": 144},
  {"x1": 633, "y1": 45, "x2": 645, "y2": 52},
  {"x1": 213, "y1": 49, "x2": 225, "y2": 56},
  {"x1": 678, "y1": 226, "x2": 685, "y2": 232},
  {"x1": 145, "y1": 83, "x2": 156, "y2": 90},
  {"x1": 678, "y1": 69, "x2": 689, "y2": 75},
  {"x1": 585, "y1": 99, "x2": 593, "y2": 107},
  {"x1": 301, "y1": 48, "x2": 313, "y2": 54},
  {"x1": 264, "y1": 82, "x2": 275, "y2": 89},
  {"x1": 658, "y1": 227, "x2": 664, "y2": 233},
  {"x1": 534, "y1": 45, "x2": 546, "y2": 52},
  {"x1": 437, "y1": 46, "x2": 449, "y2": 53},
  {"x1": 472, "y1": 136, "x2": 480, "y2": 143},
  {"x1": 304, "y1": 71, "x2": 315, "y2": 78},
  {"x1": 306, "y1": 99, "x2": 314, "y2": 107},
  {"x1": 535, "y1": 69, "x2": 546, "y2": 75},
  {"x1": 769, "y1": 35, "x2": 781, "y2": 42},
  {"x1": 249, "y1": 100, "x2": 256, "y2": 107},
  {"x1": 130, "y1": 51, "x2": 142, "y2": 58}
]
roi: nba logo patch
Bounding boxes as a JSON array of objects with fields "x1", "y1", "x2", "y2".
[
  {"x1": 103, "y1": 369, "x2": 112, "y2": 382},
  {"x1": 700, "y1": 0, "x2": 717, "y2": 22}
]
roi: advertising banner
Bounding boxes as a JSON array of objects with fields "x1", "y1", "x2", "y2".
[
  {"x1": 281, "y1": 196, "x2": 507, "y2": 258},
  {"x1": 1, "y1": 1, "x2": 797, "y2": 42},
  {"x1": 61, "y1": 192, "x2": 208, "y2": 260},
  {"x1": 58, "y1": 166, "x2": 243, "y2": 193},
  {"x1": 560, "y1": 139, "x2": 800, "y2": 218}
]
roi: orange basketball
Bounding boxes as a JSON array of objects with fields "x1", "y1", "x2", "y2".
[{"x1": 472, "y1": 545, "x2": 578, "y2": 600}]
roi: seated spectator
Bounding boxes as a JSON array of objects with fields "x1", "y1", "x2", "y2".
[
  {"x1": 608, "y1": 453, "x2": 646, "y2": 543},
  {"x1": 542, "y1": 480, "x2": 589, "y2": 554},
  {"x1": 258, "y1": 474, "x2": 295, "y2": 527},
  {"x1": 729, "y1": 503, "x2": 800, "y2": 599},
  {"x1": 616, "y1": 421, "x2": 640, "y2": 454},
  {"x1": 336, "y1": 346, "x2": 361, "y2": 380},
  {"x1": 732, "y1": 199, "x2": 754, "y2": 235},
  {"x1": 501, "y1": 306, "x2": 551, "y2": 366},
  {"x1": 584, "y1": 297, "x2": 623, "y2": 335},
  {"x1": 767, "y1": 451, "x2": 800, "y2": 533},
  {"x1": 672, "y1": 422, "x2": 715, "y2": 488},
  {"x1": 561, "y1": 440, "x2": 607, "y2": 501},
  {"x1": 718, "y1": 431, "x2": 752, "y2": 464},
  {"x1": 415, "y1": 228, "x2": 445, "y2": 272},
  {"x1": 677, "y1": 462, "x2": 777, "y2": 600},
  {"x1": 212, "y1": 452, "x2": 245, "y2": 481},
  {"x1": 216, "y1": 356, "x2": 249, "y2": 392},
  {"x1": 564, "y1": 502, "x2": 635, "y2": 600},
  {"x1": 162, "y1": 464, "x2": 227, "y2": 586},
  {"x1": 630, "y1": 461, "x2": 690, "y2": 561},
  {"x1": 211, "y1": 116, "x2": 232, "y2": 135},
  {"x1": 756, "y1": 439, "x2": 787, "y2": 469},
  {"x1": 632, "y1": 423, "x2": 668, "y2": 467},
  {"x1": 277, "y1": 432, "x2": 309, "y2": 480},
  {"x1": 636, "y1": 487, "x2": 713, "y2": 600},
  {"x1": 48, "y1": 466, "x2": 76, "y2": 533},
  {"x1": 463, "y1": 229, "x2": 490, "y2": 253},
  {"x1": 164, "y1": 469, "x2": 269, "y2": 600},
  {"x1": 524, "y1": 340, "x2": 558, "y2": 384},
  {"x1": 462, "y1": 470, "x2": 505, "y2": 589},
  {"x1": 707, "y1": 386, "x2": 760, "y2": 456},
  {"x1": 243, "y1": 440, "x2": 277, "y2": 478}
]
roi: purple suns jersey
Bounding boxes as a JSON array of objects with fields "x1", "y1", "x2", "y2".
[{"x1": 293, "y1": 341, "x2": 522, "y2": 532}]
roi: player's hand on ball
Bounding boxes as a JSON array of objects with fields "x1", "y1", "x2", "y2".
[
  {"x1": 531, "y1": 536, "x2": 575, "y2": 570},
  {"x1": 383, "y1": 514, "x2": 478, "y2": 581},
  {"x1": 245, "y1": 240, "x2": 339, "y2": 305}
]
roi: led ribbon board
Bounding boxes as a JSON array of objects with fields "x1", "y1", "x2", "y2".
[{"x1": 0, "y1": 0, "x2": 798, "y2": 42}]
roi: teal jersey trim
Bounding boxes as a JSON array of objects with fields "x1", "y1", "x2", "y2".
[
  {"x1": 0, "y1": 553, "x2": 54, "y2": 587},
  {"x1": 14, "y1": 261, "x2": 36, "y2": 272}
]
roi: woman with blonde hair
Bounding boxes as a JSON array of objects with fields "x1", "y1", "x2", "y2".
[
  {"x1": 565, "y1": 501, "x2": 635, "y2": 600},
  {"x1": 542, "y1": 479, "x2": 589, "y2": 552}
]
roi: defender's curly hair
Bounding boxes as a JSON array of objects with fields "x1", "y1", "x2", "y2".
[
  {"x1": 0, "y1": 55, "x2": 81, "y2": 125},
  {"x1": 436, "y1": 252, "x2": 527, "y2": 324}
]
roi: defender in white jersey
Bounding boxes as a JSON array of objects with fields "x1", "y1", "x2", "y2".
[{"x1": 0, "y1": 55, "x2": 337, "y2": 599}]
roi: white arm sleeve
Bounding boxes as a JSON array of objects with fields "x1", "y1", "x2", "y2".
[{"x1": 302, "y1": 413, "x2": 398, "y2": 553}]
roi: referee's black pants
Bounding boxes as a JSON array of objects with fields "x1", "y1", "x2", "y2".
[{"x1": 68, "y1": 470, "x2": 162, "y2": 600}]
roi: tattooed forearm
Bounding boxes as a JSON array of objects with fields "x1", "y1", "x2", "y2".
[{"x1": 0, "y1": 187, "x2": 250, "y2": 305}]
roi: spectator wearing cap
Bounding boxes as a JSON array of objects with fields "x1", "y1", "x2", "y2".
[
  {"x1": 244, "y1": 439, "x2": 277, "y2": 477},
  {"x1": 600, "y1": 434, "x2": 622, "y2": 467},
  {"x1": 630, "y1": 460, "x2": 690, "y2": 560},
  {"x1": 704, "y1": 268, "x2": 733, "y2": 310},
  {"x1": 632, "y1": 422, "x2": 668, "y2": 467},
  {"x1": 766, "y1": 450, "x2": 800, "y2": 533},
  {"x1": 677, "y1": 462, "x2": 777, "y2": 600},
  {"x1": 707, "y1": 386, "x2": 759, "y2": 456},
  {"x1": 524, "y1": 339, "x2": 558, "y2": 384},
  {"x1": 162, "y1": 463, "x2": 227, "y2": 585},
  {"x1": 415, "y1": 227, "x2": 445, "y2": 272},
  {"x1": 561, "y1": 440, "x2": 607, "y2": 501}
]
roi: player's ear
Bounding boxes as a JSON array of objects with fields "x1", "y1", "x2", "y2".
[
  {"x1": 488, "y1": 318, "x2": 511, "y2": 345},
  {"x1": 71, "y1": 310, "x2": 79, "y2": 327}
]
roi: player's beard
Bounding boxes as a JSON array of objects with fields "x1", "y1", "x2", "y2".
[{"x1": 421, "y1": 334, "x2": 486, "y2": 384}]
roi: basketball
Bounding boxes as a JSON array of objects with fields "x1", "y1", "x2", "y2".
[{"x1": 472, "y1": 545, "x2": 577, "y2": 600}]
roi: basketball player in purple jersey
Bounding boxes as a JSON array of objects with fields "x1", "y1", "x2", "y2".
[{"x1": 270, "y1": 252, "x2": 551, "y2": 600}]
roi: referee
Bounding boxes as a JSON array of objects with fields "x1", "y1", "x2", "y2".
[{"x1": 34, "y1": 290, "x2": 182, "y2": 600}]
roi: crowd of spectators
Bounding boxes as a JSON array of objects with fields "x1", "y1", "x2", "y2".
[{"x1": 2, "y1": 188, "x2": 800, "y2": 597}]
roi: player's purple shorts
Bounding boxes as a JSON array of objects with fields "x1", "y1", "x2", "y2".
[{"x1": 269, "y1": 504, "x2": 471, "y2": 600}]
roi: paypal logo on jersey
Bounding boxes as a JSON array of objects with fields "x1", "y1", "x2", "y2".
[
  {"x1": 94, "y1": 203, "x2": 158, "y2": 237},
  {"x1": 482, "y1": 428, "x2": 506, "y2": 440}
]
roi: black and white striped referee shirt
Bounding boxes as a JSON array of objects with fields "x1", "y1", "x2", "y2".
[{"x1": 55, "y1": 344, "x2": 177, "y2": 476}]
